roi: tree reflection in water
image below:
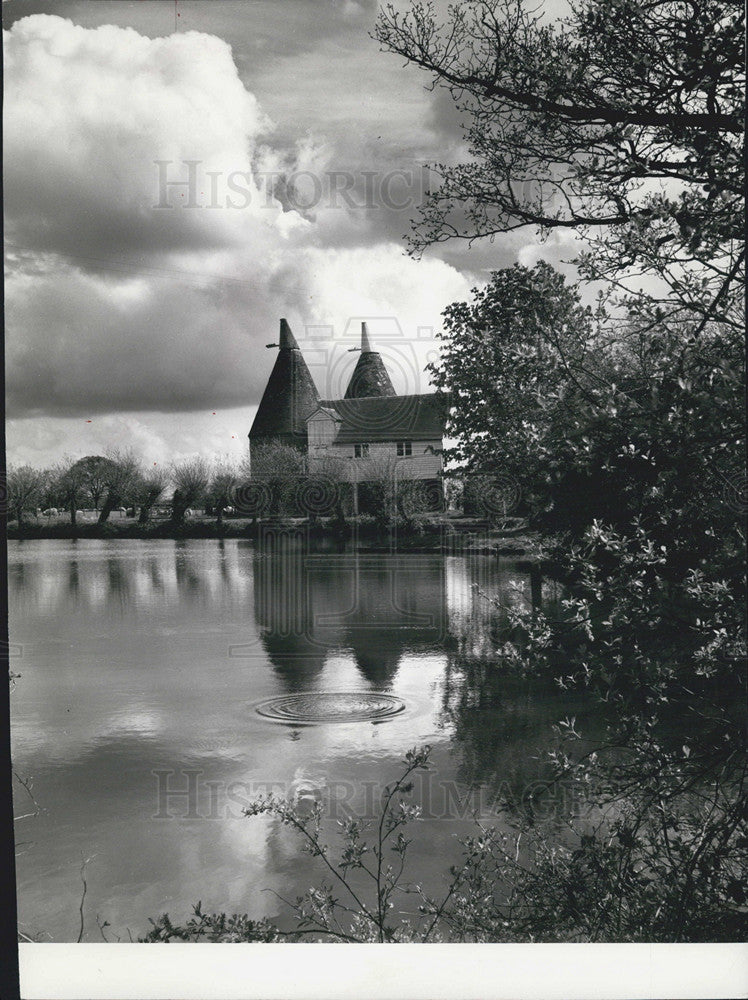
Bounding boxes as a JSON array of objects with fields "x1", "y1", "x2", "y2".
[{"x1": 439, "y1": 563, "x2": 605, "y2": 814}]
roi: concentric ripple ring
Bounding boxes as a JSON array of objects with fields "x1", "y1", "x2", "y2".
[{"x1": 255, "y1": 691, "x2": 406, "y2": 725}]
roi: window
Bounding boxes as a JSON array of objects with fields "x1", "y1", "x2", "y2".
[
  {"x1": 354, "y1": 443, "x2": 370, "y2": 458},
  {"x1": 396, "y1": 441, "x2": 412, "y2": 457}
]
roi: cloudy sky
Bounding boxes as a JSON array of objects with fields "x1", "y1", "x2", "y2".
[{"x1": 4, "y1": 0, "x2": 574, "y2": 468}]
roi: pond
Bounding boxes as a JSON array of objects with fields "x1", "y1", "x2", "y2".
[{"x1": 9, "y1": 535, "x2": 601, "y2": 942}]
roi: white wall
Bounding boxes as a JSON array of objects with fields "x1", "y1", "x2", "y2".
[
  {"x1": 307, "y1": 410, "x2": 339, "y2": 447},
  {"x1": 308, "y1": 439, "x2": 443, "y2": 481}
]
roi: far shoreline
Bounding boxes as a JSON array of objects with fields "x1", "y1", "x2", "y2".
[{"x1": 6, "y1": 515, "x2": 538, "y2": 559}]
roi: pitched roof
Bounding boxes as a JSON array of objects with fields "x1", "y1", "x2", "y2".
[
  {"x1": 308, "y1": 405, "x2": 341, "y2": 421},
  {"x1": 344, "y1": 322, "x2": 396, "y2": 399},
  {"x1": 318, "y1": 393, "x2": 448, "y2": 443},
  {"x1": 249, "y1": 319, "x2": 320, "y2": 442}
]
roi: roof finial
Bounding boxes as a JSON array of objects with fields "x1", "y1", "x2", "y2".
[
  {"x1": 343, "y1": 322, "x2": 396, "y2": 399},
  {"x1": 361, "y1": 321, "x2": 373, "y2": 353},
  {"x1": 279, "y1": 318, "x2": 299, "y2": 351}
]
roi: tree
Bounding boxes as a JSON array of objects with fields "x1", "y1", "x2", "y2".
[
  {"x1": 429, "y1": 261, "x2": 597, "y2": 479},
  {"x1": 375, "y1": 0, "x2": 744, "y2": 325},
  {"x1": 133, "y1": 468, "x2": 169, "y2": 524},
  {"x1": 75, "y1": 455, "x2": 112, "y2": 512},
  {"x1": 357, "y1": 453, "x2": 398, "y2": 530},
  {"x1": 353, "y1": 453, "x2": 433, "y2": 532},
  {"x1": 303, "y1": 452, "x2": 349, "y2": 525},
  {"x1": 246, "y1": 440, "x2": 307, "y2": 517},
  {"x1": 36, "y1": 468, "x2": 60, "y2": 513},
  {"x1": 207, "y1": 458, "x2": 240, "y2": 527},
  {"x1": 6, "y1": 465, "x2": 44, "y2": 527},
  {"x1": 53, "y1": 456, "x2": 91, "y2": 527},
  {"x1": 433, "y1": 261, "x2": 744, "y2": 540},
  {"x1": 97, "y1": 450, "x2": 139, "y2": 524},
  {"x1": 170, "y1": 457, "x2": 210, "y2": 525}
]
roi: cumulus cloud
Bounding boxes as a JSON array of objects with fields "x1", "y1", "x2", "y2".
[
  {"x1": 5, "y1": 253, "x2": 274, "y2": 416},
  {"x1": 3, "y1": 15, "x2": 282, "y2": 256}
]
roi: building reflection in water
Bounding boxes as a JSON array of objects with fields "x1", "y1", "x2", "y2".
[
  {"x1": 252, "y1": 530, "x2": 330, "y2": 691},
  {"x1": 252, "y1": 527, "x2": 447, "y2": 690}
]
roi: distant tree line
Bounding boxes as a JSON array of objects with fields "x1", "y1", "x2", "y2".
[
  {"x1": 5, "y1": 451, "x2": 238, "y2": 529},
  {"x1": 5, "y1": 443, "x2": 446, "y2": 531},
  {"x1": 7, "y1": 452, "x2": 195, "y2": 528}
]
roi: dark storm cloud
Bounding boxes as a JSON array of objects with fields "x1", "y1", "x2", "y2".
[{"x1": 4, "y1": 260, "x2": 280, "y2": 417}]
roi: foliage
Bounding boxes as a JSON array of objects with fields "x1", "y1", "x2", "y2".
[
  {"x1": 142, "y1": 905, "x2": 280, "y2": 943},
  {"x1": 394, "y1": 479, "x2": 432, "y2": 531},
  {"x1": 429, "y1": 261, "x2": 597, "y2": 478},
  {"x1": 52, "y1": 456, "x2": 91, "y2": 526},
  {"x1": 429, "y1": 260, "x2": 744, "y2": 603},
  {"x1": 51, "y1": 453, "x2": 132, "y2": 526},
  {"x1": 68, "y1": 455, "x2": 116, "y2": 511},
  {"x1": 6, "y1": 465, "x2": 44, "y2": 525},
  {"x1": 207, "y1": 458, "x2": 240, "y2": 524},
  {"x1": 170, "y1": 457, "x2": 211, "y2": 525},
  {"x1": 145, "y1": 748, "x2": 472, "y2": 943},
  {"x1": 356, "y1": 454, "x2": 433, "y2": 531},
  {"x1": 8, "y1": 445, "x2": 436, "y2": 534},
  {"x1": 308, "y1": 452, "x2": 350, "y2": 526},
  {"x1": 245, "y1": 439, "x2": 308, "y2": 517},
  {"x1": 456, "y1": 584, "x2": 748, "y2": 941},
  {"x1": 95, "y1": 450, "x2": 140, "y2": 524},
  {"x1": 398, "y1": 0, "x2": 747, "y2": 927},
  {"x1": 375, "y1": 0, "x2": 744, "y2": 326},
  {"x1": 144, "y1": 726, "x2": 747, "y2": 943},
  {"x1": 132, "y1": 468, "x2": 169, "y2": 524},
  {"x1": 425, "y1": 781, "x2": 748, "y2": 942},
  {"x1": 246, "y1": 441, "x2": 353, "y2": 523},
  {"x1": 243, "y1": 747, "x2": 438, "y2": 942},
  {"x1": 424, "y1": 252, "x2": 746, "y2": 939}
]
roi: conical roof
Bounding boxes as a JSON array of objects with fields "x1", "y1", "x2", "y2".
[
  {"x1": 344, "y1": 322, "x2": 396, "y2": 399},
  {"x1": 249, "y1": 319, "x2": 320, "y2": 446}
]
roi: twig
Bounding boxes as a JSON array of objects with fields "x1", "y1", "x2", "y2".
[
  {"x1": 96, "y1": 915, "x2": 112, "y2": 942},
  {"x1": 76, "y1": 855, "x2": 95, "y2": 943},
  {"x1": 689, "y1": 249, "x2": 745, "y2": 341},
  {"x1": 250, "y1": 805, "x2": 375, "y2": 929},
  {"x1": 13, "y1": 771, "x2": 42, "y2": 821}
]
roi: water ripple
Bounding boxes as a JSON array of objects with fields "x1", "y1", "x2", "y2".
[{"x1": 254, "y1": 691, "x2": 406, "y2": 725}]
